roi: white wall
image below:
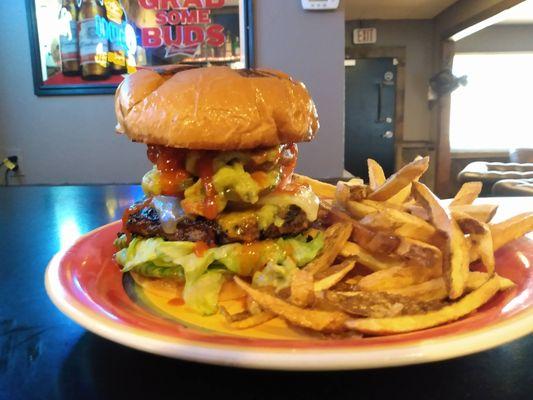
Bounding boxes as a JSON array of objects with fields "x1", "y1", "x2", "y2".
[
  {"x1": 255, "y1": 1, "x2": 346, "y2": 178},
  {"x1": 345, "y1": 20, "x2": 434, "y2": 142},
  {"x1": 0, "y1": 1, "x2": 346, "y2": 184}
]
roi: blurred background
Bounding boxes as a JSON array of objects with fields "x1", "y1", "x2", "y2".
[{"x1": 0, "y1": 0, "x2": 532, "y2": 197}]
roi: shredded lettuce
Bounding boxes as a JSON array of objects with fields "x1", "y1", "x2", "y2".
[{"x1": 114, "y1": 232, "x2": 324, "y2": 314}]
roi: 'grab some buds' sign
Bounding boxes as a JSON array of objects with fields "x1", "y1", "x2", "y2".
[{"x1": 139, "y1": 0, "x2": 226, "y2": 50}]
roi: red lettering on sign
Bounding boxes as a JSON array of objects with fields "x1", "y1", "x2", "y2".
[
  {"x1": 166, "y1": 10, "x2": 181, "y2": 24},
  {"x1": 206, "y1": 24, "x2": 224, "y2": 47},
  {"x1": 205, "y1": 0, "x2": 224, "y2": 7},
  {"x1": 138, "y1": 0, "x2": 158, "y2": 9},
  {"x1": 197, "y1": 8, "x2": 211, "y2": 23},
  {"x1": 155, "y1": 10, "x2": 168, "y2": 24},
  {"x1": 180, "y1": 9, "x2": 198, "y2": 24},
  {"x1": 183, "y1": 0, "x2": 203, "y2": 8},
  {"x1": 162, "y1": 25, "x2": 183, "y2": 46},
  {"x1": 183, "y1": 25, "x2": 204, "y2": 46},
  {"x1": 142, "y1": 27, "x2": 163, "y2": 47}
]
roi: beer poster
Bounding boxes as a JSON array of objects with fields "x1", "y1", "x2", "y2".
[{"x1": 27, "y1": 0, "x2": 253, "y2": 95}]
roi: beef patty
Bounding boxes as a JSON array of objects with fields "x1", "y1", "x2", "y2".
[{"x1": 123, "y1": 204, "x2": 311, "y2": 245}]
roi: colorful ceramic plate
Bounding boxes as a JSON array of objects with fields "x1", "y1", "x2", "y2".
[{"x1": 45, "y1": 200, "x2": 533, "y2": 370}]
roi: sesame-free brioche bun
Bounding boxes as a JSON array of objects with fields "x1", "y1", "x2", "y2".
[{"x1": 115, "y1": 66, "x2": 319, "y2": 150}]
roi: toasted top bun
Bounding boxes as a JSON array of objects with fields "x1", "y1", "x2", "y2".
[{"x1": 115, "y1": 66, "x2": 319, "y2": 150}]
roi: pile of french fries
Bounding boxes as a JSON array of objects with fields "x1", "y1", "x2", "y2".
[{"x1": 223, "y1": 157, "x2": 533, "y2": 336}]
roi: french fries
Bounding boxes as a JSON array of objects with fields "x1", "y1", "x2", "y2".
[
  {"x1": 368, "y1": 156, "x2": 429, "y2": 201},
  {"x1": 367, "y1": 159, "x2": 386, "y2": 191},
  {"x1": 345, "y1": 277, "x2": 501, "y2": 335},
  {"x1": 234, "y1": 277, "x2": 348, "y2": 332},
  {"x1": 216, "y1": 157, "x2": 531, "y2": 336},
  {"x1": 450, "y1": 181, "x2": 483, "y2": 207},
  {"x1": 450, "y1": 204, "x2": 498, "y2": 223},
  {"x1": 304, "y1": 223, "x2": 352, "y2": 276}
]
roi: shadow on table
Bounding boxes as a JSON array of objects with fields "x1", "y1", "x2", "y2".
[{"x1": 54, "y1": 332, "x2": 532, "y2": 400}]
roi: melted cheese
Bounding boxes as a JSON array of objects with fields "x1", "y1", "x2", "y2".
[{"x1": 258, "y1": 184, "x2": 320, "y2": 222}]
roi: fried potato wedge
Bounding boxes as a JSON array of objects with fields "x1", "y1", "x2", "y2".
[
  {"x1": 314, "y1": 260, "x2": 356, "y2": 292},
  {"x1": 368, "y1": 156, "x2": 429, "y2": 201},
  {"x1": 453, "y1": 211, "x2": 495, "y2": 276},
  {"x1": 336, "y1": 181, "x2": 369, "y2": 206},
  {"x1": 411, "y1": 182, "x2": 470, "y2": 298},
  {"x1": 358, "y1": 265, "x2": 442, "y2": 292},
  {"x1": 450, "y1": 181, "x2": 483, "y2": 207},
  {"x1": 290, "y1": 269, "x2": 315, "y2": 307},
  {"x1": 327, "y1": 291, "x2": 445, "y2": 318},
  {"x1": 293, "y1": 173, "x2": 336, "y2": 199},
  {"x1": 304, "y1": 222, "x2": 353, "y2": 276},
  {"x1": 449, "y1": 204, "x2": 498, "y2": 223},
  {"x1": 345, "y1": 276, "x2": 500, "y2": 335},
  {"x1": 386, "y1": 272, "x2": 514, "y2": 302},
  {"x1": 367, "y1": 158, "x2": 386, "y2": 191},
  {"x1": 234, "y1": 277, "x2": 348, "y2": 332},
  {"x1": 341, "y1": 242, "x2": 406, "y2": 271},
  {"x1": 491, "y1": 212, "x2": 533, "y2": 251},
  {"x1": 345, "y1": 200, "x2": 378, "y2": 219},
  {"x1": 219, "y1": 307, "x2": 276, "y2": 329},
  {"x1": 395, "y1": 237, "x2": 443, "y2": 269},
  {"x1": 360, "y1": 208, "x2": 437, "y2": 242}
]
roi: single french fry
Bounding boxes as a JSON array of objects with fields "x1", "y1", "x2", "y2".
[
  {"x1": 368, "y1": 157, "x2": 429, "y2": 201},
  {"x1": 450, "y1": 204, "x2": 498, "y2": 223},
  {"x1": 394, "y1": 237, "x2": 443, "y2": 269},
  {"x1": 381, "y1": 272, "x2": 514, "y2": 302},
  {"x1": 450, "y1": 181, "x2": 483, "y2": 207},
  {"x1": 411, "y1": 182, "x2": 469, "y2": 299},
  {"x1": 234, "y1": 277, "x2": 348, "y2": 332},
  {"x1": 358, "y1": 265, "x2": 442, "y2": 292},
  {"x1": 314, "y1": 260, "x2": 356, "y2": 291},
  {"x1": 293, "y1": 173, "x2": 336, "y2": 199},
  {"x1": 453, "y1": 211, "x2": 495, "y2": 276},
  {"x1": 304, "y1": 223, "x2": 352, "y2": 276},
  {"x1": 336, "y1": 181, "x2": 369, "y2": 206},
  {"x1": 340, "y1": 242, "x2": 405, "y2": 271},
  {"x1": 290, "y1": 269, "x2": 315, "y2": 307},
  {"x1": 360, "y1": 208, "x2": 437, "y2": 243},
  {"x1": 226, "y1": 312, "x2": 275, "y2": 329},
  {"x1": 346, "y1": 276, "x2": 500, "y2": 335},
  {"x1": 490, "y1": 212, "x2": 533, "y2": 251},
  {"x1": 345, "y1": 200, "x2": 378, "y2": 219},
  {"x1": 367, "y1": 158, "x2": 386, "y2": 191}
]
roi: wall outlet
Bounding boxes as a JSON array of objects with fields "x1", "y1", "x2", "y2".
[{"x1": 1, "y1": 148, "x2": 24, "y2": 176}]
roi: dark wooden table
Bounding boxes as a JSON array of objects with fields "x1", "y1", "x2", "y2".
[{"x1": 1, "y1": 185, "x2": 531, "y2": 400}]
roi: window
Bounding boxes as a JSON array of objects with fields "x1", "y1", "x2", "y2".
[{"x1": 450, "y1": 53, "x2": 533, "y2": 151}]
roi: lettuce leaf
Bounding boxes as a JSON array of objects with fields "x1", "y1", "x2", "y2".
[
  {"x1": 183, "y1": 270, "x2": 226, "y2": 315},
  {"x1": 114, "y1": 232, "x2": 324, "y2": 313}
]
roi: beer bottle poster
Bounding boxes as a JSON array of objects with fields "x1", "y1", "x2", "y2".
[{"x1": 27, "y1": 0, "x2": 253, "y2": 95}]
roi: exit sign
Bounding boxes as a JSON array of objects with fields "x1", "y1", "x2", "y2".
[{"x1": 353, "y1": 28, "x2": 377, "y2": 44}]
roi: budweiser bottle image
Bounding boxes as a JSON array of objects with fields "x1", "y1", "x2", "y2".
[
  {"x1": 58, "y1": 0, "x2": 80, "y2": 76},
  {"x1": 78, "y1": 0, "x2": 110, "y2": 80},
  {"x1": 105, "y1": 0, "x2": 127, "y2": 75}
]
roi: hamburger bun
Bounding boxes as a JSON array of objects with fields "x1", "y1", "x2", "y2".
[{"x1": 115, "y1": 66, "x2": 319, "y2": 150}]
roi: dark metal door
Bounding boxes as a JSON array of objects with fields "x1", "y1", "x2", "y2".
[{"x1": 345, "y1": 58, "x2": 396, "y2": 179}]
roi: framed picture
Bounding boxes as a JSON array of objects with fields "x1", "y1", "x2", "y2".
[{"x1": 26, "y1": 0, "x2": 254, "y2": 96}]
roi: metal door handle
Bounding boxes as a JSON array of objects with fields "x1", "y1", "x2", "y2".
[{"x1": 382, "y1": 131, "x2": 394, "y2": 139}]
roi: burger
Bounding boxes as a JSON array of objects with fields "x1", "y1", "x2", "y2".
[{"x1": 113, "y1": 66, "x2": 325, "y2": 315}]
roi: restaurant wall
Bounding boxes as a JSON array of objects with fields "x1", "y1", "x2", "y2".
[
  {"x1": 455, "y1": 24, "x2": 533, "y2": 52},
  {"x1": 0, "y1": 1, "x2": 346, "y2": 185},
  {"x1": 345, "y1": 20, "x2": 434, "y2": 142},
  {"x1": 254, "y1": 0, "x2": 346, "y2": 179}
]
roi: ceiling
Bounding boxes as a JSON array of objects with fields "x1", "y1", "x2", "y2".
[
  {"x1": 344, "y1": 0, "x2": 458, "y2": 20},
  {"x1": 497, "y1": 0, "x2": 533, "y2": 24}
]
